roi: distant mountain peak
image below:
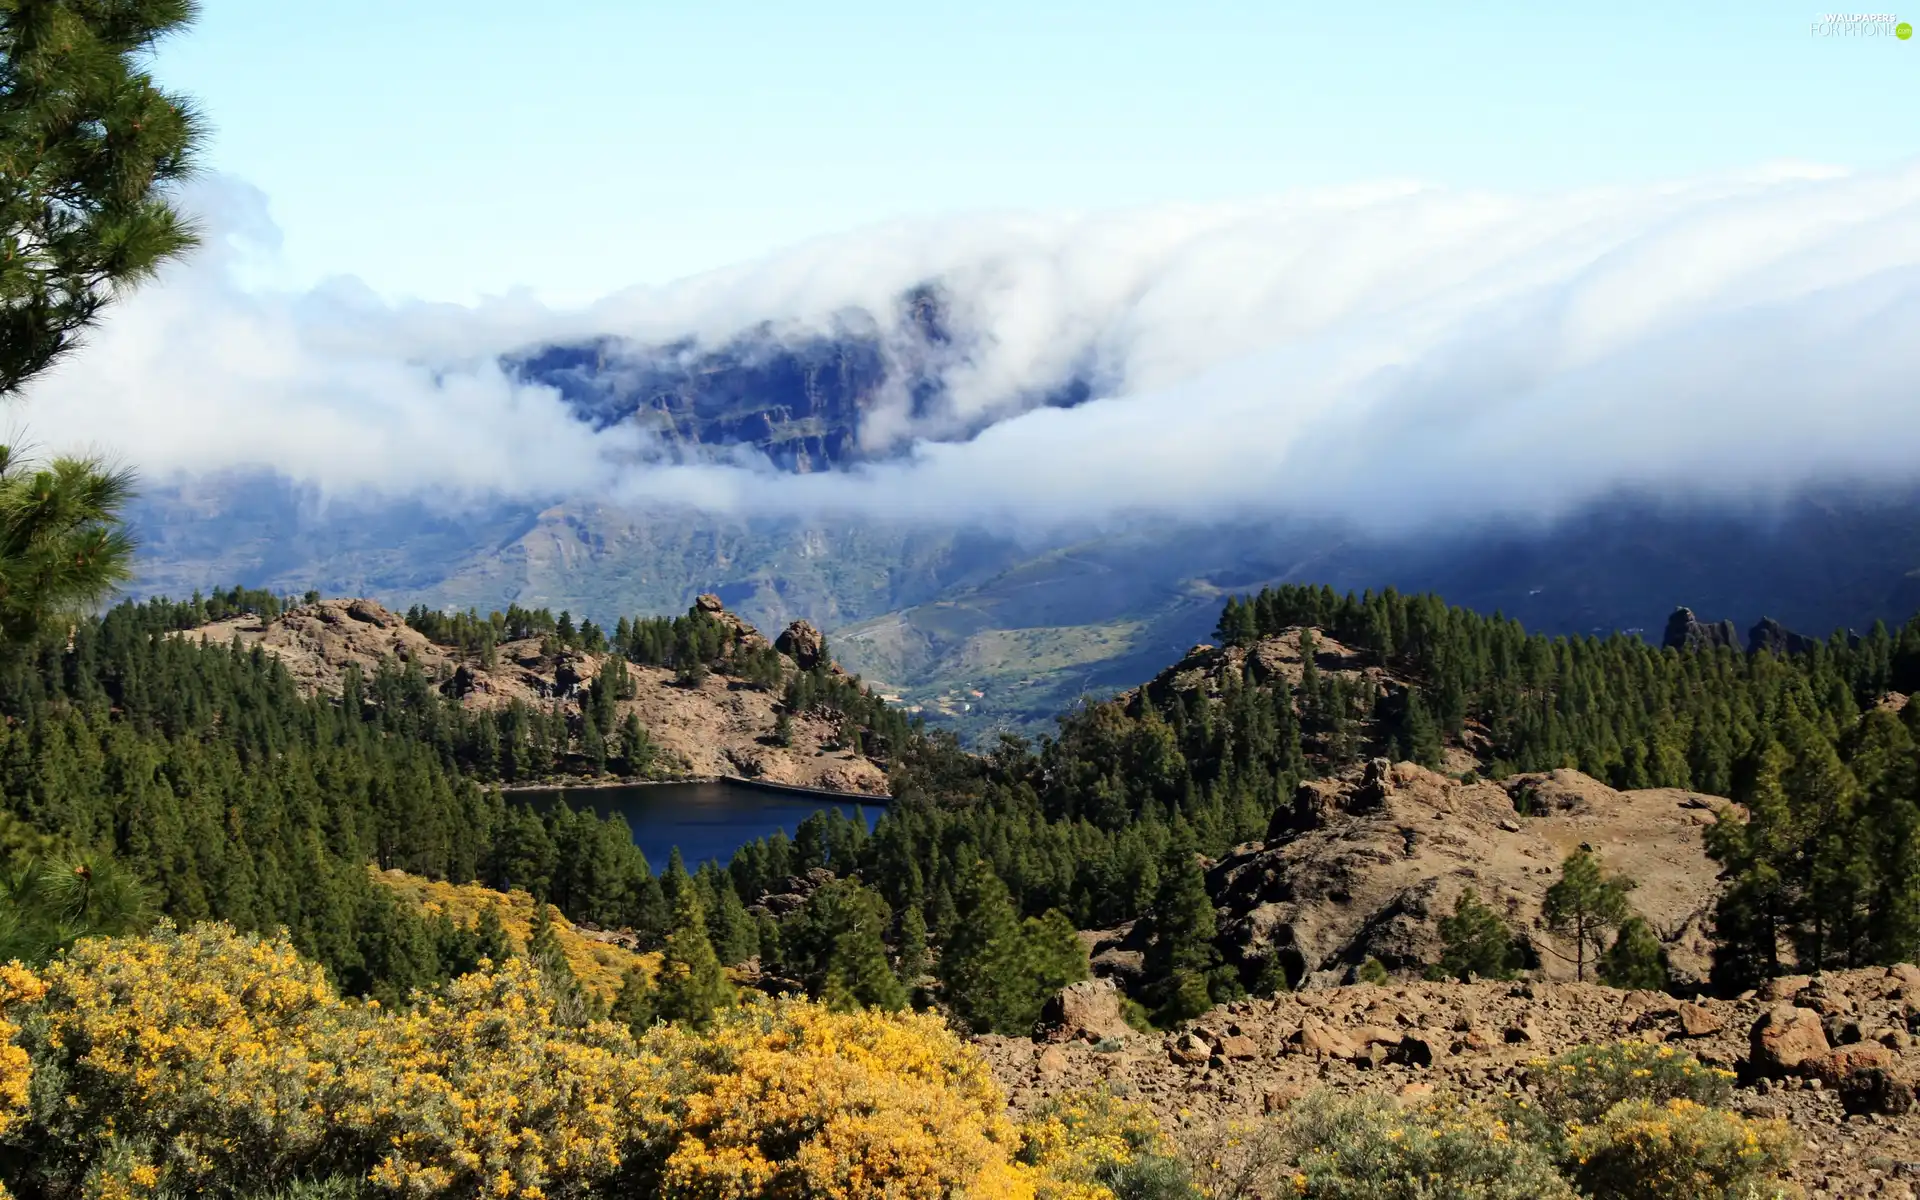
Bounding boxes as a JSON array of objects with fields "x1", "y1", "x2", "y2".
[{"x1": 505, "y1": 282, "x2": 1100, "y2": 473}]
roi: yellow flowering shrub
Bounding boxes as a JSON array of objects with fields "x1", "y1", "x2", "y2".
[
  {"x1": 1017, "y1": 1089, "x2": 1189, "y2": 1200},
  {"x1": 360, "y1": 957, "x2": 651, "y2": 1198},
  {"x1": 1520, "y1": 1040, "x2": 1736, "y2": 1127},
  {"x1": 17, "y1": 922, "x2": 370, "y2": 1198},
  {"x1": 0, "y1": 921, "x2": 1155, "y2": 1200},
  {"x1": 631, "y1": 996, "x2": 1035, "y2": 1199},
  {"x1": 1566, "y1": 1098, "x2": 1798, "y2": 1200},
  {"x1": 373, "y1": 869, "x2": 658, "y2": 1001},
  {"x1": 0, "y1": 963, "x2": 45, "y2": 1139}
]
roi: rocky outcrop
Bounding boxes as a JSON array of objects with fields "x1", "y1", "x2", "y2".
[
  {"x1": 1036, "y1": 979, "x2": 1137, "y2": 1043},
  {"x1": 1747, "y1": 616, "x2": 1823, "y2": 657},
  {"x1": 1130, "y1": 629, "x2": 1384, "y2": 712},
  {"x1": 695, "y1": 593, "x2": 773, "y2": 652},
  {"x1": 1662, "y1": 606, "x2": 1740, "y2": 652},
  {"x1": 748, "y1": 867, "x2": 840, "y2": 917},
  {"x1": 177, "y1": 598, "x2": 448, "y2": 695},
  {"x1": 776, "y1": 620, "x2": 828, "y2": 670},
  {"x1": 1662, "y1": 608, "x2": 1843, "y2": 659},
  {"x1": 1210, "y1": 761, "x2": 1724, "y2": 988},
  {"x1": 177, "y1": 595, "x2": 890, "y2": 795}
]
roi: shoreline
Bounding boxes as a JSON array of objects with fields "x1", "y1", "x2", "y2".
[{"x1": 497, "y1": 774, "x2": 890, "y2": 804}]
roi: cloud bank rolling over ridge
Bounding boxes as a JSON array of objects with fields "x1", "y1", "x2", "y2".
[{"x1": 25, "y1": 160, "x2": 1920, "y2": 533}]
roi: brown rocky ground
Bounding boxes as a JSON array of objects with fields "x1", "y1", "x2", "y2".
[
  {"x1": 987, "y1": 967, "x2": 1920, "y2": 1198},
  {"x1": 177, "y1": 596, "x2": 889, "y2": 795}
]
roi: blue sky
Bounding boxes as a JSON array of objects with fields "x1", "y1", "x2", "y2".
[{"x1": 156, "y1": 1, "x2": 1917, "y2": 305}]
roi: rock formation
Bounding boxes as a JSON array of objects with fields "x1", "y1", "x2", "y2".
[
  {"x1": 1748, "y1": 615, "x2": 1825, "y2": 657},
  {"x1": 1662, "y1": 606, "x2": 1740, "y2": 652},
  {"x1": 1207, "y1": 760, "x2": 1725, "y2": 989},
  {"x1": 776, "y1": 619, "x2": 828, "y2": 671},
  {"x1": 1036, "y1": 978, "x2": 1137, "y2": 1044}
]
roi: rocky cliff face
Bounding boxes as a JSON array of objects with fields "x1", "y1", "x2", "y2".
[
  {"x1": 1203, "y1": 759, "x2": 1726, "y2": 989},
  {"x1": 1662, "y1": 606, "x2": 1839, "y2": 657},
  {"x1": 1661, "y1": 606, "x2": 1741, "y2": 652}
]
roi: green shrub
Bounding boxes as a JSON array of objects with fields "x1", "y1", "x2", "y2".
[
  {"x1": 1121, "y1": 996, "x2": 1157, "y2": 1033},
  {"x1": 1355, "y1": 957, "x2": 1389, "y2": 985},
  {"x1": 1566, "y1": 1098, "x2": 1797, "y2": 1199},
  {"x1": 1093, "y1": 1152, "x2": 1204, "y2": 1200},
  {"x1": 1277, "y1": 1091, "x2": 1576, "y2": 1199},
  {"x1": 243, "y1": 1180, "x2": 373, "y2": 1200}
]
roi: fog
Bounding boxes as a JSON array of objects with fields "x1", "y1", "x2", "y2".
[{"x1": 25, "y1": 161, "x2": 1920, "y2": 532}]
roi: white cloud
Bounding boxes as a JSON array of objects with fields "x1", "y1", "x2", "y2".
[{"x1": 21, "y1": 162, "x2": 1920, "y2": 529}]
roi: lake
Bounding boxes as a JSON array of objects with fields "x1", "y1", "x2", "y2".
[{"x1": 513, "y1": 778, "x2": 882, "y2": 868}]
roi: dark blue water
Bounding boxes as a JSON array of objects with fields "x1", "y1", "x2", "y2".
[{"x1": 515, "y1": 779, "x2": 881, "y2": 869}]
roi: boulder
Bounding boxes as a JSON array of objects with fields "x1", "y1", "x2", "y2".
[
  {"x1": 1291, "y1": 1016, "x2": 1357, "y2": 1060},
  {"x1": 1759, "y1": 975, "x2": 1812, "y2": 1003},
  {"x1": 1262, "y1": 1084, "x2": 1304, "y2": 1114},
  {"x1": 1838, "y1": 1067, "x2": 1916, "y2": 1117},
  {"x1": 776, "y1": 620, "x2": 828, "y2": 670},
  {"x1": 1217, "y1": 1034, "x2": 1263, "y2": 1061},
  {"x1": 1751, "y1": 1004, "x2": 1831, "y2": 1075},
  {"x1": 1678, "y1": 1002, "x2": 1724, "y2": 1038},
  {"x1": 345, "y1": 598, "x2": 403, "y2": 628},
  {"x1": 1808, "y1": 1043, "x2": 1894, "y2": 1085},
  {"x1": 1390, "y1": 1035, "x2": 1435, "y2": 1068},
  {"x1": 1038, "y1": 978, "x2": 1136, "y2": 1043},
  {"x1": 1168, "y1": 1033, "x2": 1210, "y2": 1065}
]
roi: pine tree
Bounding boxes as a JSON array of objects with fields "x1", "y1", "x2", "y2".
[
  {"x1": 704, "y1": 873, "x2": 759, "y2": 966},
  {"x1": 0, "y1": 832, "x2": 151, "y2": 965},
  {"x1": 0, "y1": 1, "x2": 205, "y2": 645},
  {"x1": 1706, "y1": 741, "x2": 1796, "y2": 988},
  {"x1": 1543, "y1": 850, "x2": 1634, "y2": 982},
  {"x1": 1143, "y1": 838, "x2": 1235, "y2": 1023},
  {"x1": 1397, "y1": 690, "x2": 1444, "y2": 767},
  {"x1": 1214, "y1": 597, "x2": 1258, "y2": 647},
  {"x1": 1019, "y1": 908, "x2": 1090, "y2": 1000},
  {"x1": 610, "y1": 963, "x2": 655, "y2": 1033},
  {"x1": 1434, "y1": 888, "x2": 1518, "y2": 981},
  {"x1": 1600, "y1": 916, "x2": 1670, "y2": 991},
  {"x1": 938, "y1": 858, "x2": 1027, "y2": 1033},
  {"x1": 926, "y1": 881, "x2": 958, "y2": 942},
  {"x1": 524, "y1": 901, "x2": 593, "y2": 1022},
  {"x1": 824, "y1": 919, "x2": 908, "y2": 1012},
  {"x1": 651, "y1": 887, "x2": 733, "y2": 1029},
  {"x1": 895, "y1": 904, "x2": 929, "y2": 989}
]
